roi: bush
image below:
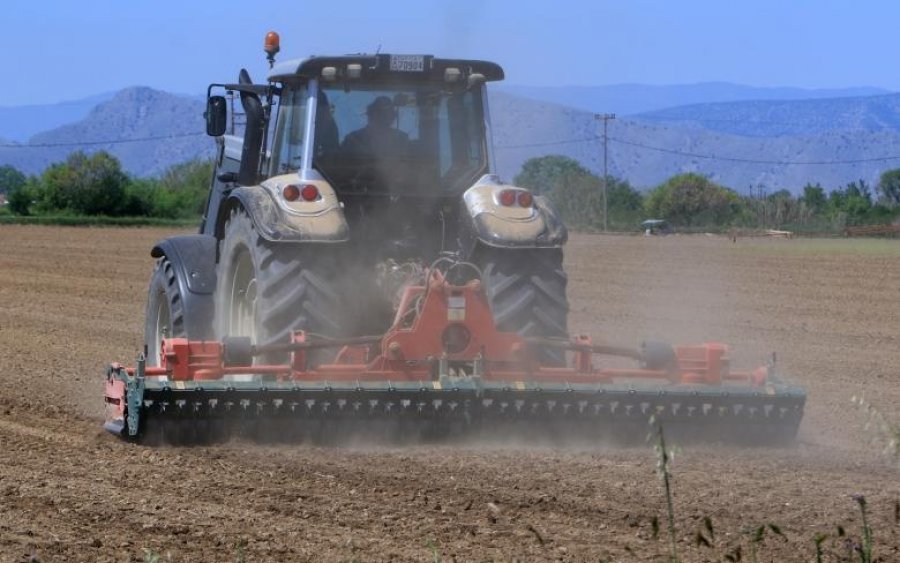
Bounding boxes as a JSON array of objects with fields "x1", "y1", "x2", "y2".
[
  {"x1": 515, "y1": 155, "x2": 645, "y2": 229},
  {"x1": 37, "y1": 151, "x2": 129, "y2": 215},
  {"x1": 0, "y1": 165, "x2": 26, "y2": 195},
  {"x1": 150, "y1": 159, "x2": 213, "y2": 219},
  {"x1": 645, "y1": 173, "x2": 741, "y2": 227},
  {"x1": 4, "y1": 153, "x2": 213, "y2": 221}
]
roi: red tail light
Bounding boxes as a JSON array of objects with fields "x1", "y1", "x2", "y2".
[
  {"x1": 300, "y1": 184, "x2": 320, "y2": 202},
  {"x1": 517, "y1": 191, "x2": 533, "y2": 207},
  {"x1": 499, "y1": 189, "x2": 516, "y2": 206},
  {"x1": 282, "y1": 184, "x2": 300, "y2": 201}
]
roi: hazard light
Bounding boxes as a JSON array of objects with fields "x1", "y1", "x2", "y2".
[{"x1": 264, "y1": 31, "x2": 280, "y2": 66}]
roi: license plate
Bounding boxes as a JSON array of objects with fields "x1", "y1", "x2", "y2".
[{"x1": 390, "y1": 55, "x2": 425, "y2": 72}]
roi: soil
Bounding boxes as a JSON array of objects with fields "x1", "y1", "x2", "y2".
[{"x1": 0, "y1": 225, "x2": 898, "y2": 562}]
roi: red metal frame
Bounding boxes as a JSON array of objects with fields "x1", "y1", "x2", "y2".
[{"x1": 125, "y1": 272, "x2": 768, "y2": 388}]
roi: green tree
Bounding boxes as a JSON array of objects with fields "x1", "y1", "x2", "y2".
[
  {"x1": 799, "y1": 183, "x2": 826, "y2": 214},
  {"x1": 644, "y1": 173, "x2": 740, "y2": 227},
  {"x1": 606, "y1": 176, "x2": 644, "y2": 227},
  {"x1": 151, "y1": 158, "x2": 213, "y2": 219},
  {"x1": 6, "y1": 177, "x2": 39, "y2": 215},
  {"x1": 514, "y1": 155, "x2": 592, "y2": 198},
  {"x1": 0, "y1": 165, "x2": 26, "y2": 195},
  {"x1": 553, "y1": 171, "x2": 604, "y2": 228},
  {"x1": 38, "y1": 151, "x2": 128, "y2": 215},
  {"x1": 829, "y1": 180, "x2": 874, "y2": 226},
  {"x1": 121, "y1": 178, "x2": 159, "y2": 216},
  {"x1": 607, "y1": 176, "x2": 643, "y2": 213},
  {"x1": 515, "y1": 155, "x2": 644, "y2": 229},
  {"x1": 766, "y1": 189, "x2": 801, "y2": 226},
  {"x1": 877, "y1": 168, "x2": 900, "y2": 205}
]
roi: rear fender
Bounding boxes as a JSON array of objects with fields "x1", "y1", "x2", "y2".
[
  {"x1": 150, "y1": 235, "x2": 217, "y2": 340},
  {"x1": 217, "y1": 171, "x2": 349, "y2": 243},
  {"x1": 461, "y1": 174, "x2": 567, "y2": 249}
]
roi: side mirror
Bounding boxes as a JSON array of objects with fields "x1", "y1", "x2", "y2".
[{"x1": 205, "y1": 96, "x2": 227, "y2": 137}]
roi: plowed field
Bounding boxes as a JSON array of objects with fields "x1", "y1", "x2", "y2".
[{"x1": 0, "y1": 225, "x2": 898, "y2": 562}]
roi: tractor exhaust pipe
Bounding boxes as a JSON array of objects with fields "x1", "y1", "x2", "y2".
[{"x1": 237, "y1": 68, "x2": 265, "y2": 186}]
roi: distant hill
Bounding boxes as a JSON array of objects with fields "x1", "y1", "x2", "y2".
[
  {"x1": 0, "y1": 88, "x2": 211, "y2": 177},
  {"x1": 488, "y1": 92, "x2": 900, "y2": 192},
  {"x1": 496, "y1": 82, "x2": 891, "y2": 116},
  {"x1": 0, "y1": 92, "x2": 116, "y2": 142},
  {"x1": 3, "y1": 86, "x2": 900, "y2": 192},
  {"x1": 634, "y1": 93, "x2": 900, "y2": 137}
]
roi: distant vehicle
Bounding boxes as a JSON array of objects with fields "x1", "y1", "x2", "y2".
[{"x1": 642, "y1": 219, "x2": 673, "y2": 235}]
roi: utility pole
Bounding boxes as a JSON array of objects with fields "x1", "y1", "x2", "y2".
[{"x1": 594, "y1": 113, "x2": 616, "y2": 231}]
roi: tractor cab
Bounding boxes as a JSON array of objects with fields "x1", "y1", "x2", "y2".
[
  {"x1": 204, "y1": 45, "x2": 506, "y2": 258},
  {"x1": 269, "y1": 54, "x2": 503, "y2": 201},
  {"x1": 205, "y1": 50, "x2": 503, "y2": 195}
]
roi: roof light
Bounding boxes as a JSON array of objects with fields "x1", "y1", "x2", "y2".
[
  {"x1": 347, "y1": 64, "x2": 362, "y2": 79},
  {"x1": 498, "y1": 189, "x2": 516, "y2": 206},
  {"x1": 321, "y1": 66, "x2": 337, "y2": 81},
  {"x1": 444, "y1": 67, "x2": 462, "y2": 82}
]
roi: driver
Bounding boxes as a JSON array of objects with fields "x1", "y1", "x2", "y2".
[{"x1": 341, "y1": 96, "x2": 410, "y2": 161}]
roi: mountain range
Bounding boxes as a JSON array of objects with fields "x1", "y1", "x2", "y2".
[
  {"x1": 496, "y1": 82, "x2": 891, "y2": 116},
  {"x1": 0, "y1": 92, "x2": 116, "y2": 143},
  {"x1": 0, "y1": 89, "x2": 208, "y2": 177},
  {"x1": 2, "y1": 83, "x2": 900, "y2": 193}
]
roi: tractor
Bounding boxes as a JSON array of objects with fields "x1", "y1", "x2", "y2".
[{"x1": 104, "y1": 33, "x2": 805, "y2": 445}]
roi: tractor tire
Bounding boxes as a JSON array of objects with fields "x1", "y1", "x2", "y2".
[
  {"x1": 144, "y1": 257, "x2": 186, "y2": 367},
  {"x1": 476, "y1": 246, "x2": 569, "y2": 365},
  {"x1": 214, "y1": 207, "x2": 343, "y2": 364}
]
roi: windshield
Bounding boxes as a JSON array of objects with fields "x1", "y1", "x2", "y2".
[{"x1": 303, "y1": 83, "x2": 487, "y2": 196}]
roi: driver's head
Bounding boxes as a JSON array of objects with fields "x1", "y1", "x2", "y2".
[{"x1": 366, "y1": 96, "x2": 397, "y2": 128}]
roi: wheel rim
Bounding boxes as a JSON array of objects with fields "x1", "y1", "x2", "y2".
[
  {"x1": 226, "y1": 247, "x2": 258, "y2": 341},
  {"x1": 150, "y1": 294, "x2": 171, "y2": 366}
]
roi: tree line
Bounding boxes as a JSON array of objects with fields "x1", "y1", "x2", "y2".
[
  {"x1": 1, "y1": 151, "x2": 899, "y2": 231},
  {"x1": 515, "y1": 155, "x2": 900, "y2": 231},
  {"x1": 0, "y1": 152, "x2": 211, "y2": 220}
]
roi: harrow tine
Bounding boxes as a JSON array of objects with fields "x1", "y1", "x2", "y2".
[{"x1": 124, "y1": 384, "x2": 804, "y2": 447}]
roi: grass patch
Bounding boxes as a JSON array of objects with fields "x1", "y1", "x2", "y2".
[
  {"x1": 735, "y1": 238, "x2": 900, "y2": 257},
  {"x1": 0, "y1": 215, "x2": 199, "y2": 228}
]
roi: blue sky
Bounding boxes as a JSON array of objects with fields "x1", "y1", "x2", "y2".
[{"x1": 1, "y1": 0, "x2": 896, "y2": 106}]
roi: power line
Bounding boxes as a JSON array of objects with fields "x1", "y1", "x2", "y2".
[
  {"x1": 4, "y1": 128, "x2": 900, "y2": 166},
  {"x1": 0, "y1": 132, "x2": 206, "y2": 149},
  {"x1": 495, "y1": 137, "x2": 597, "y2": 150},
  {"x1": 635, "y1": 115, "x2": 861, "y2": 127},
  {"x1": 606, "y1": 136, "x2": 900, "y2": 165},
  {"x1": 496, "y1": 134, "x2": 900, "y2": 165}
]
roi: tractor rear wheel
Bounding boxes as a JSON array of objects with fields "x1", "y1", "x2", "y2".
[
  {"x1": 144, "y1": 257, "x2": 186, "y2": 367},
  {"x1": 476, "y1": 246, "x2": 569, "y2": 365},
  {"x1": 215, "y1": 207, "x2": 343, "y2": 364}
]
